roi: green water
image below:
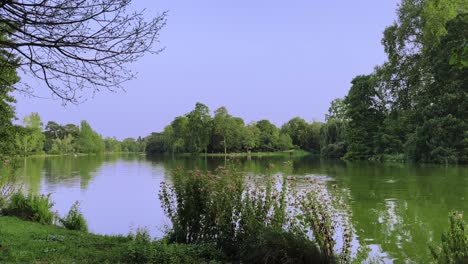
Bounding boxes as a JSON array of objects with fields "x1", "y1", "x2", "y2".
[{"x1": 15, "y1": 154, "x2": 468, "y2": 263}]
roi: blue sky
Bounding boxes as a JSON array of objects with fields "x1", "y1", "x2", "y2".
[{"x1": 14, "y1": 0, "x2": 399, "y2": 140}]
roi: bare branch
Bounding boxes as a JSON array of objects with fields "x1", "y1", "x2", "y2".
[{"x1": 0, "y1": 0, "x2": 167, "y2": 103}]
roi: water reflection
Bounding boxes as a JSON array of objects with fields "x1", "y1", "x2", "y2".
[{"x1": 16, "y1": 154, "x2": 468, "y2": 263}]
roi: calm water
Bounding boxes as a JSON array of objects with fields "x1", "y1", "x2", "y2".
[{"x1": 16, "y1": 154, "x2": 468, "y2": 263}]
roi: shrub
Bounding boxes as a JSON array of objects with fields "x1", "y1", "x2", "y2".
[
  {"x1": 2, "y1": 192, "x2": 55, "y2": 225},
  {"x1": 126, "y1": 228, "x2": 154, "y2": 264},
  {"x1": 159, "y1": 165, "x2": 359, "y2": 263},
  {"x1": 59, "y1": 201, "x2": 88, "y2": 232},
  {"x1": 239, "y1": 226, "x2": 324, "y2": 264},
  {"x1": 430, "y1": 212, "x2": 468, "y2": 263}
]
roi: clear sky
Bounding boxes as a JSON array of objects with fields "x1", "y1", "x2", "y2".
[{"x1": 14, "y1": 0, "x2": 399, "y2": 140}]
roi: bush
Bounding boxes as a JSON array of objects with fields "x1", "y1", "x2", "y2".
[
  {"x1": 59, "y1": 201, "x2": 88, "y2": 232},
  {"x1": 2, "y1": 192, "x2": 55, "y2": 225},
  {"x1": 430, "y1": 212, "x2": 468, "y2": 263},
  {"x1": 239, "y1": 226, "x2": 324, "y2": 264},
  {"x1": 159, "y1": 165, "x2": 358, "y2": 263},
  {"x1": 126, "y1": 228, "x2": 154, "y2": 264}
]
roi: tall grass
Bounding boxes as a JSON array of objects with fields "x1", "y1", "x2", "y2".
[
  {"x1": 2, "y1": 192, "x2": 56, "y2": 225},
  {"x1": 159, "y1": 164, "x2": 361, "y2": 263}
]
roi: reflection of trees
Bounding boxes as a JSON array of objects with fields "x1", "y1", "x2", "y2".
[
  {"x1": 42, "y1": 155, "x2": 104, "y2": 189},
  {"x1": 17, "y1": 156, "x2": 45, "y2": 194},
  {"x1": 334, "y1": 163, "x2": 468, "y2": 262}
]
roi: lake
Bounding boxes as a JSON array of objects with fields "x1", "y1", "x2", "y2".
[{"x1": 16, "y1": 153, "x2": 468, "y2": 263}]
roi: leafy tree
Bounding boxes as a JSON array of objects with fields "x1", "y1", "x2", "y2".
[
  {"x1": 104, "y1": 137, "x2": 122, "y2": 153},
  {"x1": 277, "y1": 133, "x2": 293, "y2": 151},
  {"x1": 145, "y1": 132, "x2": 165, "y2": 155},
  {"x1": 0, "y1": 27, "x2": 19, "y2": 158},
  {"x1": 344, "y1": 75, "x2": 385, "y2": 160},
  {"x1": 186, "y1": 103, "x2": 212, "y2": 154},
  {"x1": 242, "y1": 123, "x2": 260, "y2": 152},
  {"x1": 256, "y1": 120, "x2": 280, "y2": 151},
  {"x1": 211, "y1": 107, "x2": 245, "y2": 154},
  {"x1": 15, "y1": 112, "x2": 45, "y2": 155},
  {"x1": 44, "y1": 121, "x2": 66, "y2": 152},
  {"x1": 50, "y1": 134, "x2": 74, "y2": 154},
  {"x1": 75, "y1": 121, "x2": 104, "y2": 154},
  {"x1": 406, "y1": 14, "x2": 468, "y2": 163},
  {"x1": 281, "y1": 117, "x2": 309, "y2": 149}
]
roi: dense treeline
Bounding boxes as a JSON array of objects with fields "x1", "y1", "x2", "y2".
[
  {"x1": 319, "y1": 0, "x2": 467, "y2": 163},
  {"x1": 3, "y1": 112, "x2": 146, "y2": 156},
  {"x1": 146, "y1": 0, "x2": 467, "y2": 164},
  {"x1": 145, "y1": 103, "x2": 324, "y2": 155},
  {"x1": 1, "y1": 0, "x2": 466, "y2": 164}
]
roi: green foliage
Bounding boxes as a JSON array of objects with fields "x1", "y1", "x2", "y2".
[
  {"x1": 0, "y1": 160, "x2": 20, "y2": 208},
  {"x1": 186, "y1": 102, "x2": 212, "y2": 154},
  {"x1": 430, "y1": 212, "x2": 468, "y2": 263},
  {"x1": 125, "y1": 228, "x2": 154, "y2": 264},
  {"x1": 15, "y1": 113, "x2": 46, "y2": 155},
  {"x1": 343, "y1": 75, "x2": 384, "y2": 161},
  {"x1": 239, "y1": 226, "x2": 324, "y2": 264},
  {"x1": 2, "y1": 192, "x2": 56, "y2": 225},
  {"x1": 104, "y1": 137, "x2": 122, "y2": 153},
  {"x1": 75, "y1": 120, "x2": 104, "y2": 154},
  {"x1": 59, "y1": 201, "x2": 88, "y2": 232},
  {"x1": 125, "y1": 228, "x2": 222, "y2": 264},
  {"x1": 159, "y1": 166, "x2": 358, "y2": 263}
]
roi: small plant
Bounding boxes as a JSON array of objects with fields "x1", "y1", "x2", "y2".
[
  {"x1": 59, "y1": 201, "x2": 88, "y2": 232},
  {"x1": 2, "y1": 192, "x2": 55, "y2": 225},
  {"x1": 430, "y1": 211, "x2": 468, "y2": 264},
  {"x1": 126, "y1": 228, "x2": 154, "y2": 264}
]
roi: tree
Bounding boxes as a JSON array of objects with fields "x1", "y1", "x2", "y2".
[
  {"x1": 104, "y1": 137, "x2": 121, "y2": 153},
  {"x1": 0, "y1": 0, "x2": 167, "y2": 102},
  {"x1": 406, "y1": 14, "x2": 468, "y2": 163},
  {"x1": 277, "y1": 133, "x2": 293, "y2": 151},
  {"x1": 344, "y1": 75, "x2": 385, "y2": 160},
  {"x1": 281, "y1": 117, "x2": 309, "y2": 149},
  {"x1": 75, "y1": 121, "x2": 104, "y2": 154},
  {"x1": 212, "y1": 107, "x2": 245, "y2": 154},
  {"x1": 256, "y1": 120, "x2": 280, "y2": 151},
  {"x1": 15, "y1": 112, "x2": 45, "y2": 155},
  {"x1": 321, "y1": 99, "x2": 348, "y2": 159},
  {"x1": 44, "y1": 121, "x2": 65, "y2": 152},
  {"x1": 186, "y1": 103, "x2": 212, "y2": 154},
  {"x1": 0, "y1": 27, "x2": 19, "y2": 158},
  {"x1": 242, "y1": 123, "x2": 260, "y2": 152}
]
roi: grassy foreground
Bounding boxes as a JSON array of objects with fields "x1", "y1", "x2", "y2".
[
  {"x1": 0, "y1": 216, "x2": 130, "y2": 263},
  {"x1": 0, "y1": 217, "x2": 219, "y2": 264}
]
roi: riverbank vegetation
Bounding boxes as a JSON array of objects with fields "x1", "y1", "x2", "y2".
[
  {"x1": 145, "y1": 1, "x2": 467, "y2": 164},
  {"x1": 1, "y1": 1, "x2": 466, "y2": 164}
]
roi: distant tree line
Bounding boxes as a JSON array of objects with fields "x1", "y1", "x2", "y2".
[
  {"x1": 8, "y1": 113, "x2": 146, "y2": 156},
  {"x1": 145, "y1": 103, "x2": 324, "y2": 155}
]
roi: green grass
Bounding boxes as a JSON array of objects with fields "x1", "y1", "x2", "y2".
[
  {"x1": 0, "y1": 216, "x2": 130, "y2": 263},
  {"x1": 0, "y1": 216, "x2": 220, "y2": 263}
]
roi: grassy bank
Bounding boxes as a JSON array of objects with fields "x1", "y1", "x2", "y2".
[{"x1": 0, "y1": 216, "x2": 220, "y2": 263}]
